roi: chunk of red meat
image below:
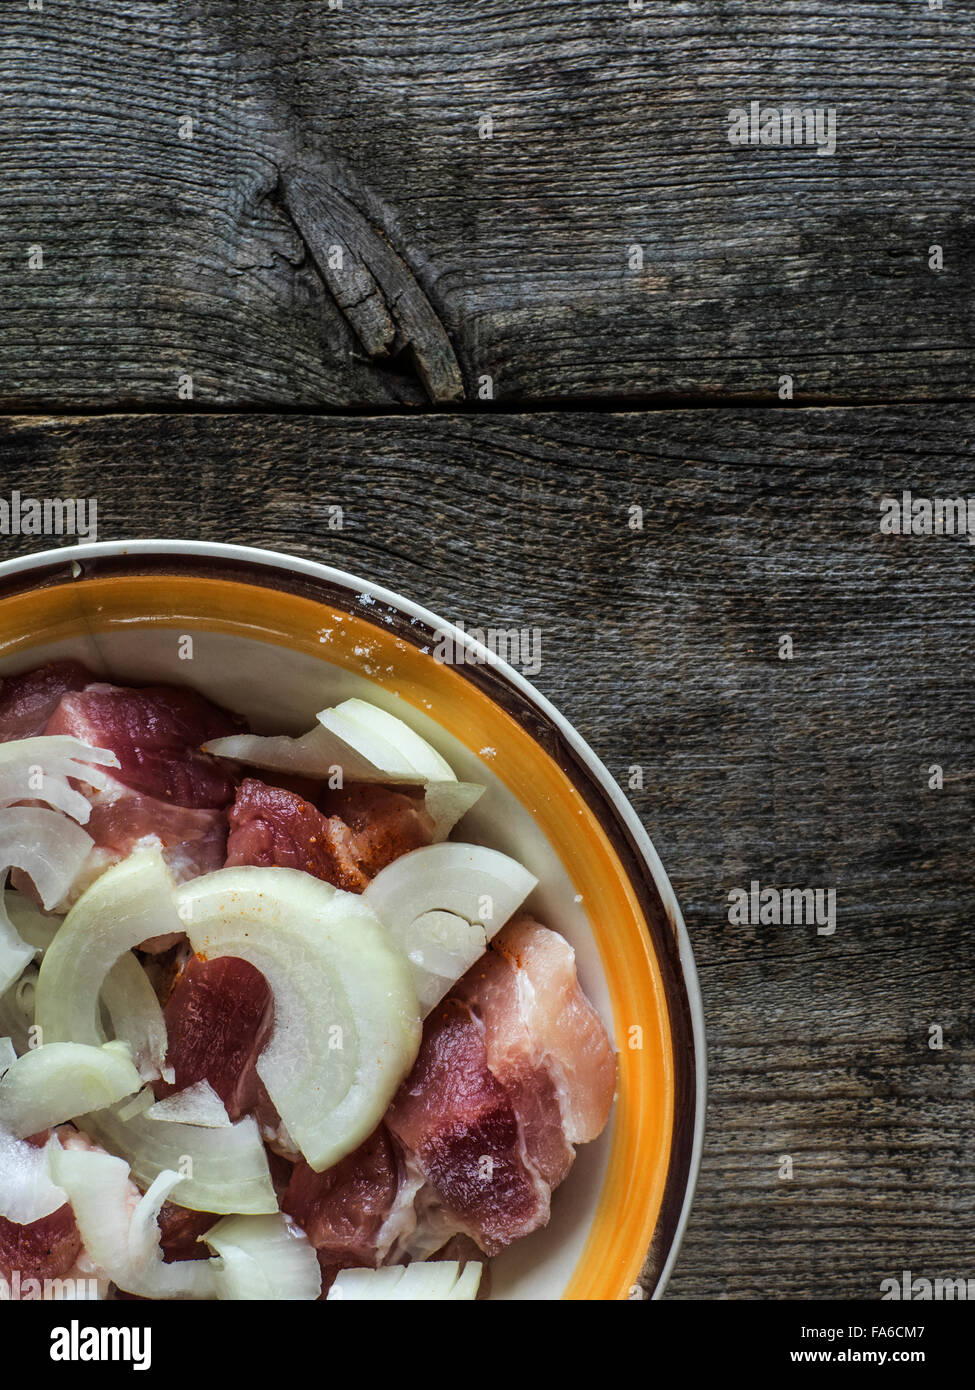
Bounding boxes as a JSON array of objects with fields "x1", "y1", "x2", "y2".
[
  {"x1": 0, "y1": 659, "x2": 93, "y2": 742},
  {"x1": 156, "y1": 1202, "x2": 218, "y2": 1264},
  {"x1": 157, "y1": 957, "x2": 272, "y2": 1121},
  {"x1": 488, "y1": 1066, "x2": 571, "y2": 1190},
  {"x1": 86, "y1": 792, "x2": 228, "y2": 884},
  {"x1": 386, "y1": 999, "x2": 549, "y2": 1256},
  {"x1": 454, "y1": 917, "x2": 616, "y2": 1187},
  {"x1": 45, "y1": 682, "x2": 243, "y2": 808},
  {"x1": 6, "y1": 676, "x2": 238, "y2": 908},
  {"x1": 86, "y1": 794, "x2": 224, "y2": 855},
  {"x1": 0, "y1": 1204, "x2": 82, "y2": 1282},
  {"x1": 282, "y1": 1127, "x2": 400, "y2": 1271},
  {"x1": 386, "y1": 926, "x2": 614, "y2": 1259},
  {"x1": 226, "y1": 778, "x2": 434, "y2": 892},
  {"x1": 318, "y1": 783, "x2": 435, "y2": 880},
  {"x1": 226, "y1": 779, "x2": 365, "y2": 891}
]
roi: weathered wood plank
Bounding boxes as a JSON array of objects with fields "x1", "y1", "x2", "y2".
[
  {"x1": 1, "y1": 2, "x2": 973, "y2": 407},
  {"x1": 1, "y1": 406, "x2": 972, "y2": 1296}
]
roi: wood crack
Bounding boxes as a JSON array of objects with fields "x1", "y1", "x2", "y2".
[{"x1": 274, "y1": 151, "x2": 465, "y2": 406}]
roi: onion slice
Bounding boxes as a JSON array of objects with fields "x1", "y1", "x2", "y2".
[
  {"x1": 35, "y1": 848, "x2": 184, "y2": 1051},
  {"x1": 0, "y1": 1128, "x2": 68, "y2": 1223},
  {"x1": 78, "y1": 1104, "x2": 277, "y2": 1216},
  {"x1": 0, "y1": 1040, "x2": 141, "y2": 1137},
  {"x1": 0, "y1": 960, "x2": 38, "y2": 1056},
  {"x1": 203, "y1": 1214, "x2": 320, "y2": 1300},
  {"x1": 0, "y1": 895, "x2": 62, "y2": 1042},
  {"x1": 327, "y1": 1260, "x2": 482, "y2": 1301},
  {"x1": 0, "y1": 886, "x2": 38, "y2": 1003},
  {"x1": 174, "y1": 866, "x2": 421, "y2": 1172},
  {"x1": 34, "y1": 849, "x2": 275, "y2": 1212},
  {"x1": 0, "y1": 809, "x2": 95, "y2": 912},
  {"x1": 116, "y1": 1087, "x2": 156, "y2": 1122},
  {"x1": 48, "y1": 1144, "x2": 214, "y2": 1299},
  {"x1": 101, "y1": 951, "x2": 171, "y2": 1083},
  {"x1": 0, "y1": 737, "x2": 117, "y2": 992},
  {"x1": 0, "y1": 807, "x2": 97, "y2": 994},
  {"x1": 206, "y1": 698, "x2": 482, "y2": 836},
  {"x1": 147, "y1": 1080, "x2": 230, "y2": 1128},
  {"x1": 363, "y1": 844, "x2": 538, "y2": 1013},
  {"x1": 205, "y1": 697, "x2": 457, "y2": 785},
  {"x1": 4, "y1": 890, "x2": 62, "y2": 955},
  {"x1": 0, "y1": 735, "x2": 118, "y2": 822},
  {"x1": 319, "y1": 699, "x2": 457, "y2": 782},
  {"x1": 424, "y1": 782, "x2": 485, "y2": 842}
]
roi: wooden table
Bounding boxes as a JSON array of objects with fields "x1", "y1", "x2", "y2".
[{"x1": 1, "y1": 0, "x2": 973, "y2": 1299}]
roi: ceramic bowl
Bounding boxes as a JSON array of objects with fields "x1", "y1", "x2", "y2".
[{"x1": 0, "y1": 539, "x2": 705, "y2": 1300}]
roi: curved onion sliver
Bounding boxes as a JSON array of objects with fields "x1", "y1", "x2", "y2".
[
  {"x1": 0, "y1": 735, "x2": 118, "y2": 823},
  {"x1": 363, "y1": 843, "x2": 538, "y2": 1013},
  {"x1": 0, "y1": 809, "x2": 96, "y2": 910},
  {"x1": 0, "y1": 1040, "x2": 141, "y2": 1137},
  {"x1": 35, "y1": 848, "x2": 183, "y2": 1050},
  {"x1": 147, "y1": 1080, "x2": 230, "y2": 1128},
  {"x1": 78, "y1": 1104, "x2": 277, "y2": 1216},
  {"x1": 0, "y1": 736, "x2": 117, "y2": 992},
  {"x1": 0, "y1": 960, "x2": 38, "y2": 1056},
  {"x1": 206, "y1": 698, "x2": 483, "y2": 837},
  {"x1": 205, "y1": 696, "x2": 456, "y2": 785},
  {"x1": 9, "y1": 881, "x2": 167, "y2": 1082},
  {"x1": 48, "y1": 1144, "x2": 214, "y2": 1299},
  {"x1": 203, "y1": 1213, "x2": 320, "y2": 1300},
  {"x1": 4, "y1": 890, "x2": 62, "y2": 954},
  {"x1": 101, "y1": 952, "x2": 171, "y2": 1083},
  {"x1": 0, "y1": 806, "x2": 98, "y2": 994},
  {"x1": 318, "y1": 699, "x2": 457, "y2": 781},
  {"x1": 0, "y1": 893, "x2": 34, "y2": 1004},
  {"x1": 175, "y1": 865, "x2": 421, "y2": 1172},
  {"x1": 327, "y1": 1260, "x2": 482, "y2": 1301},
  {"x1": 423, "y1": 782, "x2": 485, "y2": 841},
  {"x1": 0, "y1": 1128, "x2": 68, "y2": 1223}
]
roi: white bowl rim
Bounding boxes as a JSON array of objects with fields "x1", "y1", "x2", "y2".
[{"x1": 0, "y1": 537, "x2": 707, "y2": 1298}]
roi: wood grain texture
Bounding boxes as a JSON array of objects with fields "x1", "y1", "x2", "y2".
[
  {"x1": 1, "y1": 406, "x2": 973, "y2": 1297},
  {"x1": 1, "y1": 1, "x2": 973, "y2": 408}
]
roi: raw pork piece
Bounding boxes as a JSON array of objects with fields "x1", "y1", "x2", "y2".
[
  {"x1": 225, "y1": 779, "x2": 364, "y2": 891},
  {"x1": 386, "y1": 998, "x2": 551, "y2": 1256},
  {"x1": 25, "y1": 677, "x2": 245, "y2": 907},
  {"x1": 318, "y1": 783, "x2": 436, "y2": 881},
  {"x1": 0, "y1": 1203, "x2": 81, "y2": 1283},
  {"x1": 156, "y1": 1202, "x2": 218, "y2": 1264},
  {"x1": 0, "y1": 660, "x2": 94, "y2": 743},
  {"x1": 0, "y1": 1126, "x2": 136, "y2": 1289},
  {"x1": 387, "y1": 920, "x2": 616, "y2": 1256},
  {"x1": 276, "y1": 921, "x2": 615, "y2": 1265},
  {"x1": 226, "y1": 778, "x2": 433, "y2": 892},
  {"x1": 156, "y1": 956, "x2": 272, "y2": 1121},
  {"x1": 454, "y1": 916, "x2": 616, "y2": 1184},
  {"x1": 12, "y1": 784, "x2": 230, "y2": 917},
  {"x1": 157, "y1": 953, "x2": 300, "y2": 1164},
  {"x1": 75, "y1": 791, "x2": 229, "y2": 906},
  {"x1": 45, "y1": 682, "x2": 243, "y2": 808},
  {"x1": 282, "y1": 1126, "x2": 401, "y2": 1278}
]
